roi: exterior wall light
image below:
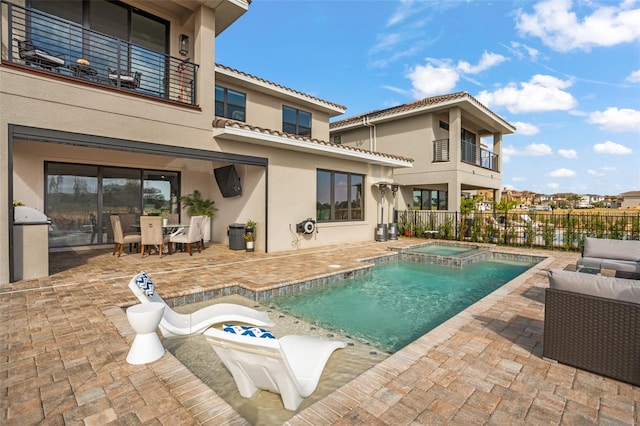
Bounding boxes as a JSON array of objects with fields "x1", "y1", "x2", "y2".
[{"x1": 179, "y1": 34, "x2": 189, "y2": 56}]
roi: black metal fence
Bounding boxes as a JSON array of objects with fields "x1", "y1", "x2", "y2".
[
  {"x1": 397, "y1": 210, "x2": 640, "y2": 251},
  {"x1": 3, "y1": 1, "x2": 198, "y2": 106}
]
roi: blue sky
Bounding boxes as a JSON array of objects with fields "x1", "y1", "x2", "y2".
[{"x1": 216, "y1": 0, "x2": 640, "y2": 196}]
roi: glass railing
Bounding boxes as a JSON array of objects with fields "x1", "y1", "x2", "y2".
[{"x1": 2, "y1": 1, "x2": 198, "y2": 106}]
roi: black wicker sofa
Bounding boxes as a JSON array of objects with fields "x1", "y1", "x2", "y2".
[{"x1": 544, "y1": 268, "x2": 640, "y2": 386}]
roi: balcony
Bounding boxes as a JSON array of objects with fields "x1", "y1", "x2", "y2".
[
  {"x1": 2, "y1": 1, "x2": 198, "y2": 106},
  {"x1": 433, "y1": 138, "x2": 499, "y2": 172}
]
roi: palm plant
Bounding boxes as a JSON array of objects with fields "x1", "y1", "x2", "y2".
[{"x1": 180, "y1": 190, "x2": 217, "y2": 217}]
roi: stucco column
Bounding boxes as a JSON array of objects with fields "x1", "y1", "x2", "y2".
[
  {"x1": 449, "y1": 107, "x2": 461, "y2": 164},
  {"x1": 493, "y1": 132, "x2": 502, "y2": 172},
  {"x1": 194, "y1": 6, "x2": 215, "y2": 119},
  {"x1": 0, "y1": 123, "x2": 8, "y2": 284},
  {"x1": 448, "y1": 107, "x2": 462, "y2": 211},
  {"x1": 449, "y1": 179, "x2": 462, "y2": 212}
]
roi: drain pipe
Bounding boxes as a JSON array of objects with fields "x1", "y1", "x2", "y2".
[{"x1": 363, "y1": 116, "x2": 377, "y2": 151}]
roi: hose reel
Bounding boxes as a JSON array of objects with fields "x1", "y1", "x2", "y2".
[{"x1": 296, "y1": 218, "x2": 316, "y2": 234}]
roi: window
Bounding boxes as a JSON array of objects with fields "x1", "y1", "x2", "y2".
[
  {"x1": 45, "y1": 162, "x2": 179, "y2": 248},
  {"x1": 215, "y1": 86, "x2": 246, "y2": 121},
  {"x1": 283, "y1": 106, "x2": 311, "y2": 136},
  {"x1": 413, "y1": 189, "x2": 448, "y2": 210},
  {"x1": 317, "y1": 170, "x2": 364, "y2": 222}
]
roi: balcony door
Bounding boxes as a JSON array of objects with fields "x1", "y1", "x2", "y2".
[{"x1": 29, "y1": 0, "x2": 169, "y2": 96}]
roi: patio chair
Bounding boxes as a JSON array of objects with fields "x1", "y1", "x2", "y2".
[
  {"x1": 204, "y1": 326, "x2": 346, "y2": 410},
  {"x1": 169, "y1": 215, "x2": 204, "y2": 255},
  {"x1": 110, "y1": 215, "x2": 141, "y2": 257},
  {"x1": 108, "y1": 68, "x2": 141, "y2": 89},
  {"x1": 140, "y1": 216, "x2": 170, "y2": 258},
  {"x1": 128, "y1": 271, "x2": 274, "y2": 337},
  {"x1": 15, "y1": 39, "x2": 65, "y2": 71}
]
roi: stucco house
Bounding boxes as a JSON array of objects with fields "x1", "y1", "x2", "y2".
[
  {"x1": 0, "y1": 0, "x2": 411, "y2": 284},
  {"x1": 620, "y1": 191, "x2": 640, "y2": 209},
  {"x1": 330, "y1": 92, "x2": 515, "y2": 212}
]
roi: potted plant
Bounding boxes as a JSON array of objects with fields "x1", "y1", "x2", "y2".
[
  {"x1": 242, "y1": 232, "x2": 255, "y2": 252},
  {"x1": 180, "y1": 190, "x2": 217, "y2": 242},
  {"x1": 245, "y1": 219, "x2": 256, "y2": 236}
]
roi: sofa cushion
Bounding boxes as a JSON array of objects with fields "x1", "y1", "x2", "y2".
[
  {"x1": 548, "y1": 269, "x2": 640, "y2": 304},
  {"x1": 583, "y1": 237, "x2": 640, "y2": 262}
]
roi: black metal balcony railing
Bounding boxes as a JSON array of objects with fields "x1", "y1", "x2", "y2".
[
  {"x1": 2, "y1": 1, "x2": 198, "y2": 106},
  {"x1": 432, "y1": 138, "x2": 499, "y2": 172}
]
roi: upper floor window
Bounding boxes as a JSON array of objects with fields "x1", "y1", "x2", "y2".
[
  {"x1": 283, "y1": 106, "x2": 311, "y2": 137},
  {"x1": 317, "y1": 170, "x2": 364, "y2": 222},
  {"x1": 215, "y1": 86, "x2": 246, "y2": 121}
]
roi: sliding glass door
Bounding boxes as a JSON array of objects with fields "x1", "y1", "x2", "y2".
[{"x1": 45, "y1": 162, "x2": 179, "y2": 248}]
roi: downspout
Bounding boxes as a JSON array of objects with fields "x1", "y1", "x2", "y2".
[{"x1": 363, "y1": 116, "x2": 377, "y2": 151}]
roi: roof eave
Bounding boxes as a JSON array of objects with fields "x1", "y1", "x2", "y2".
[
  {"x1": 331, "y1": 94, "x2": 515, "y2": 135},
  {"x1": 213, "y1": 121, "x2": 412, "y2": 168},
  {"x1": 215, "y1": 65, "x2": 346, "y2": 117}
]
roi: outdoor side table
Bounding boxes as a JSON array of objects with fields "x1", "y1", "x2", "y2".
[{"x1": 126, "y1": 302, "x2": 165, "y2": 364}]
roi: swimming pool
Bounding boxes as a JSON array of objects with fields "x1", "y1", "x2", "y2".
[{"x1": 270, "y1": 258, "x2": 535, "y2": 352}]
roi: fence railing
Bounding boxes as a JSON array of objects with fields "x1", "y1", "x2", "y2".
[
  {"x1": 2, "y1": 1, "x2": 198, "y2": 106},
  {"x1": 397, "y1": 210, "x2": 640, "y2": 251}
]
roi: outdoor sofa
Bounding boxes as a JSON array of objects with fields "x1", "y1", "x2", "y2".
[
  {"x1": 544, "y1": 268, "x2": 640, "y2": 386},
  {"x1": 578, "y1": 236, "x2": 640, "y2": 275}
]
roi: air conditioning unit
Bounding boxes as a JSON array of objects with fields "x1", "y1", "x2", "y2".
[{"x1": 296, "y1": 218, "x2": 316, "y2": 234}]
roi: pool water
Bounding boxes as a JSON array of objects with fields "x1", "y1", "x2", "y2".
[
  {"x1": 410, "y1": 244, "x2": 475, "y2": 256},
  {"x1": 271, "y1": 259, "x2": 533, "y2": 352}
]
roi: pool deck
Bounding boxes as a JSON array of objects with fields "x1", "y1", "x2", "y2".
[{"x1": 2, "y1": 239, "x2": 639, "y2": 425}]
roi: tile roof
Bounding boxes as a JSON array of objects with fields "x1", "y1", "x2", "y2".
[
  {"x1": 212, "y1": 118, "x2": 413, "y2": 164},
  {"x1": 215, "y1": 63, "x2": 347, "y2": 112},
  {"x1": 330, "y1": 91, "x2": 512, "y2": 130}
]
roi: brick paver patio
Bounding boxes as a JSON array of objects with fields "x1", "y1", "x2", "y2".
[{"x1": 1, "y1": 240, "x2": 638, "y2": 425}]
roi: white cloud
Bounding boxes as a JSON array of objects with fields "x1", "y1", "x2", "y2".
[
  {"x1": 407, "y1": 51, "x2": 508, "y2": 98},
  {"x1": 588, "y1": 107, "x2": 640, "y2": 132},
  {"x1": 548, "y1": 168, "x2": 576, "y2": 177},
  {"x1": 588, "y1": 166, "x2": 617, "y2": 176},
  {"x1": 516, "y1": 0, "x2": 640, "y2": 52},
  {"x1": 558, "y1": 149, "x2": 577, "y2": 159},
  {"x1": 476, "y1": 74, "x2": 576, "y2": 113},
  {"x1": 387, "y1": 0, "x2": 416, "y2": 26},
  {"x1": 501, "y1": 143, "x2": 552, "y2": 162},
  {"x1": 457, "y1": 51, "x2": 508, "y2": 74},
  {"x1": 547, "y1": 182, "x2": 560, "y2": 189},
  {"x1": 512, "y1": 121, "x2": 540, "y2": 135},
  {"x1": 628, "y1": 69, "x2": 640, "y2": 83},
  {"x1": 509, "y1": 41, "x2": 540, "y2": 61},
  {"x1": 407, "y1": 62, "x2": 459, "y2": 98},
  {"x1": 512, "y1": 176, "x2": 526, "y2": 182},
  {"x1": 593, "y1": 141, "x2": 633, "y2": 155}
]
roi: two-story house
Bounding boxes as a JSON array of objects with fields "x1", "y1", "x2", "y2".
[
  {"x1": 0, "y1": 0, "x2": 411, "y2": 283},
  {"x1": 330, "y1": 92, "x2": 515, "y2": 212}
]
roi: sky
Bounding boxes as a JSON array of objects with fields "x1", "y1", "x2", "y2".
[{"x1": 216, "y1": 0, "x2": 640, "y2": 196}]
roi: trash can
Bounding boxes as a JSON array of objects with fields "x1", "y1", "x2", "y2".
[
  {"x1": 228, "y1": 223, "x2": 246, "y2": 250},
  {"x1": 13, "y1": 206, "x2": 50, "y2": 281}
]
